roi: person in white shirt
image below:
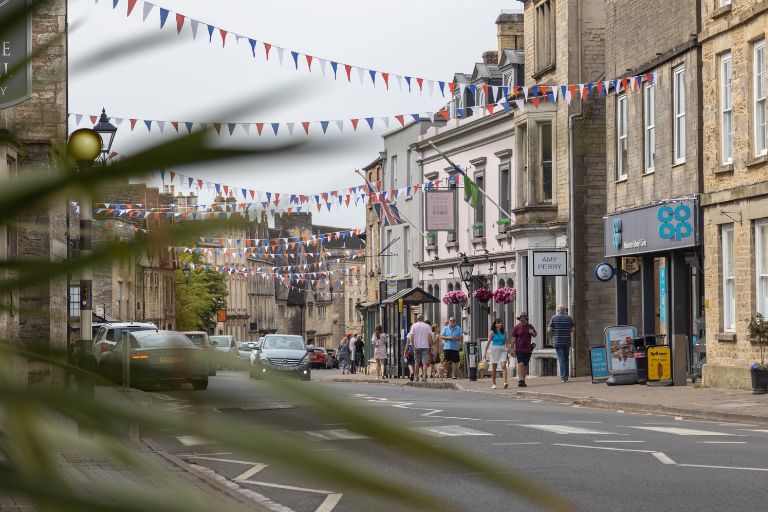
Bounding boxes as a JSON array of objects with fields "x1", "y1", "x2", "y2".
[{"x1": 405, "y1": 315, "x2": 432, "y2": 382}]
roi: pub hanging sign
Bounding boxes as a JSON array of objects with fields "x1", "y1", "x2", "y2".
[{"x1": 0, "y1": 0, "x2": 32, "y2": 110}]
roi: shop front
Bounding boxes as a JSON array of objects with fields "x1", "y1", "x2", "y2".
[
  {"x1": 603, "y1": 198, "x2": 703, "y2": 385},
  {"x1": 380, "y1": 286, "x2": 439, "y2": 378}
]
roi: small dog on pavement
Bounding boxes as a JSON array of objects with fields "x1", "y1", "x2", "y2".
[{"x1": 432, "y1": 362, "x2": 447, "y2": 380}]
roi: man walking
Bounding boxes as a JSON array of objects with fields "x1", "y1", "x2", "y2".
[
  {"x1": 548, "y1": 305, "x2": 574, "y2": 382},
  {"x1": 405, "y1": 314, "x2": 432, "y2": 382},
  {"x1": 349, "y1": 333, "x2": 357, "y2": 374},
  {"x1": 439, "y1": 317, "x2": 463, "y2": 379},
  {"x1": 511, "y1": 312, "x2": 536, "y2": 387}
]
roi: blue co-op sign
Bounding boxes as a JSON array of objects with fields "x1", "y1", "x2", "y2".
[{"x1": 604, "y1": 199, "x2": 699, "y2": 258}]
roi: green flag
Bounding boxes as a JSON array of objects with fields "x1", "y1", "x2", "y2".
[{"x1": 463, "y1": 174, "x2": 479, "y2": 208}]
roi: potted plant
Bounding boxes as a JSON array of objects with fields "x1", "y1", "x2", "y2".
[
  {"x1": 442, "y1": 290, "x2": 468, "y2": 305},
  {"x1": 497, "y1": 216, "x2": 511, "y2": 234},
  {"x1": 472, "y1": 222, "x2": 485, "y2": 238},
  {"x1": 747, "y1": 313, "x2": 768, "y2": 394},
  {"x1": 472, "y1": 288, "x2": 494, "y2": 304},
  {"x1": 492, "y1": 287, "x2": 517, "y2": 305},
  {"x1": 425, "y1": 231, "x2": 437, "y2": 247}
]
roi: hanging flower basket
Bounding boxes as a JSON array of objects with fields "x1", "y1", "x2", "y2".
[
  {"x1": 493, "y1": 287, "x2": 517, "y2": 304},
  {"x1": 472, "y1": 288, "x2": 494, "y2": 304},
  {"x1": 442, "y1": 290, "x2": 468, "y2": 305}
]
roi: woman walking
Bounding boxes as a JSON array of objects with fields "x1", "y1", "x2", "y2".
[
  {"x1": 372, "y1": 325, "x2": 388, "y2": 380},
  {"x1": 338, "y1": 336, "x2": 352, "y2": 375},
  {"x1": 482, "y1": 318, "x2": 510, "y2": 390}
]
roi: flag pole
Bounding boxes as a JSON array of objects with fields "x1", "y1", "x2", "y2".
[
  {"x1": 354, "y1": 168, "x2": 427, "y2": 237},
  {"x1": 427, "y1": 141, "x2": 515, "y2": 221}
]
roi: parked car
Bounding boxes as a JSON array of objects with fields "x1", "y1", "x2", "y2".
[
  {"x1": 307, "y1": 347, "x2": 328, "y2": 369},
  {"x1": 249, "y1": 334, "x2": 310, "y2": 381},
  {"x1": 209, "y1": 335, "x2": 238, "y2": 369},
  {"x1": 93, "y1": 322, "x2": 157, "y2": 370},
  {"x1": 181, "y1": 331, "x2": 217, "y2": 376},
  {"x1": 99, "y1": 330, "x2": 208, "y2": 390},
  {"x1": 237, "y1": 341, "x2": 259, "y2": 361},
  {"x1": 325, "y1": 348, "x2": 338, "y2": 369}
]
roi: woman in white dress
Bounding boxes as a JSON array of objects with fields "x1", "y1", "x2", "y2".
[
  {"x1": 482, "y1": 318, "x2": 510, "y2": 390},
  {"x1": 372, "y1": 325, "x2": 388, "y2": 379}
]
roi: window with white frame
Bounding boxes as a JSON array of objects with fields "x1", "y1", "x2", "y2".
[
  {"x1": 475, "y1": 85, "x2": 485, "y2": 108},
  {"x1": 535, "y1": 0, "x2": 555, "y2": 72},
  {"x1": 540, "y1": 123, "x2": 553, "y2": 201},
  {"x1": 674, "y1": 66, "x2": 686, "y2": 164},
  {"x1": 644, "y1": 82, "x2": 656, "y2": 172},
  {"x1": 722, "y1": 224, "x2": 735, "y2": 331},
  {"x1": 617, "y1": 94, "x2": 628, "y2": 179},
  {"x1": 406, "y1": 149, "x2": 412, "y2": 188},
  {"x1": 721, "y1": 52, "x2": 733, "y2": 164},
  {"x1": 389, "y1": 155, "x2": 397, "y2": 190},
  {"x1": 755, "y1": 40, "x2": 767, "y2": 156},
  {"x1": 758, "y1": 221, "x2": 768, "y2": 317}
]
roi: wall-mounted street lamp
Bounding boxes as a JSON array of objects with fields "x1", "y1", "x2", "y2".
[
  {"x1": 93, "y1": 108, "x2": 117, "y2": 163},
  {"x1": 457, "y1": 254, "x2": 474, "y2": 292}
]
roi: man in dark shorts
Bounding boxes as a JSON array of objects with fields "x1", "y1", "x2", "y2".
[
  {"x1": 439, "y1": 317, "x2": 463, "y2": 379},
  {"x1": 512, "y1": 312, "x2": 537, "y2": 387}
]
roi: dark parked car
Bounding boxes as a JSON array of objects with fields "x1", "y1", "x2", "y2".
[
  {"x1": 325, "y1": 348, "x2": 338, "y2": 369},
  {"x1": 93, "y1": 322, "x2": 157, "y2": 371},
  {"x1": 100, "y1": 330, "x2": 209, "y2": 390},
  {"x1": 307, "y1": 347, "x2": 328, "y2": 369},
  {"x1": 249, "y1": 334, "x2": 310, "y2": 381}
]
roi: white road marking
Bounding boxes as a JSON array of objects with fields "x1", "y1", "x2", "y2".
[
  {"x1": 629, "y1": 426, "x2": 733, "y2": 436},
  {"x1": 594, "y1": 440, "x2": 646, "y2": 443},
  {"x1": 416, "y1": 425, "x2": 493, "y2": 437},
  {"x1": 678, "y1": 463, "x2": 768, "y2": 472},
  {"x1": 316, "y1": 494, "x2": 344, "y2": 512},
  {"x1": 185, "y1": 456, "x2": 264, "y2": 466},
  {"x1": 697, "y1": 441, "x2": 747, "y2": 444},
  {"x1": 674, "y1": 417, "x2": 684, "y2": 421},
  {"x1": 176, "y1": 436, "x2": 210, "y2": 446},
  {"x1": 652, "y1": 452, "x2": 677, "y2": 465},
  {"x1": 239, "y1": 480, "x2": 334, "y2": 495},
  {"x1": 554, "y1": 443, "x2": 655, "y2": 453},
  {"x1": 740, "y1": 429, "x2": 768, "y2": 433},
  {"x1": 617, "y1": 410, "x2": 625, "y2": 414},
  {"x1": 522, "y1": 425, "x2": 617, "y2": 435},
  {"x1": 305, "y1": 429, "x2": 368, "y2": 441},
  {"x1": 565, "y1": 421, "x2": 603, "y2": 424},
  {"x1": 234, "y1": 464, "x2": 268, "y2": 481},
  {"x1": 492, "y1": 442, "x2": 542, "y2": 446}
]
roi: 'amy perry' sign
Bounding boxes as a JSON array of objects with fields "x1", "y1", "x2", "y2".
[
  {"x1": 0, "y1": 0, "x2": 32, "y2": 109},
  {"x1": 532, "y1": 251, "x2": 567, "y2": 276}
]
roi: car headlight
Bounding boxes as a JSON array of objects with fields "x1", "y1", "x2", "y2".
[
  {"x1": 258, "y1": 351, "x2": 269, "y2": 361},
  {"x1": 300, "y1": 353, "x2": 310, "y2": 364}
]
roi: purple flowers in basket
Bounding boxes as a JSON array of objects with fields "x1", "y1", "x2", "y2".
[
  {"x1": 492, "y1": 287, "x2": 517, "y2": 304},
  {"x1": 442, "y1": 290, "x2": 468, "y2": 305},
  {"x1": 472, "y1": 288, "x2": 494, "y2": 303}
]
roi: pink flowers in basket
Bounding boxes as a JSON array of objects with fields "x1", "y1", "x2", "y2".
[
  {"x1": 492, "y1": 287, "x2": 517, "y2": 304},
  {"x1": 442, "y1": 290, "x2": 468, "y2": 305},
  {"x1": 472, "y1": 288, "x2": 494, "y2": 303}
]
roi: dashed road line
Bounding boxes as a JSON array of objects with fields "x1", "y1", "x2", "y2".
[
  {"x1": 416, "y1": 425, "x2": 494, "y2": 437},
  {"x1": 305, "y1": 429, "x2": 368, "y2": 441},
  {"x1": 521, "y1": 425, "x2": 617, "y2": 435},
  {"x1": 628, "y1": 426, "x2": 733, "y2": 436}
]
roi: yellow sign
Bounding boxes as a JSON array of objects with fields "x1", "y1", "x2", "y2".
[
  {"x1": 622, "y1": 257, "x2": 640, "y2": 275},
  {"x1": 647, "y1": 346, "x2": 672, "y2": 381},
  {"x1": 398, "y1": 298, "x2": 403, "y2": 313}
]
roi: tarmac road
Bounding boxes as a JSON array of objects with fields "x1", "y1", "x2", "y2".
[{"x1": 144, "y1": 370, "x2": 768, "y2": 512}]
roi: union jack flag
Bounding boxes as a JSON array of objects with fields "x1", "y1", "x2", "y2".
[{"x1": 373, "y1": 201, "x2": 404, "y2": 227}]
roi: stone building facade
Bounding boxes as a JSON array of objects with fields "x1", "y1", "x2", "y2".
[
  {"x1": 603, "y1": 0, "x2": 704, "y2": 385},
  {"x1": 521, "y1": 0, "x2": 613, "y2": 374},
  {"x1": 360, "y1": 157, "x2": 383, "y2": 340},
  {"x1": 1, "y1": 0, "x2": 68, "y2": 384},
  {"x1": 699, "y1": 0, "x2": 768, "y2": 389}
]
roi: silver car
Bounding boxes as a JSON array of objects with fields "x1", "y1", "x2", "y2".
[{"x1": 249, "y1": 334, "x2": 310, "y2": 381}]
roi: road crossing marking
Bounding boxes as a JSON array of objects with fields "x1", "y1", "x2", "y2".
[
  {"x1": 176, "y1": 436, "x2": 210, "y2": 446},
  {"x1": 305, "y1": 429, "x2": 368, "y2": 441},
  {"x1": 416, "y1": 425, "x2": 494, "y2": 437},
  {"x1": 652, "y1": 452, "x2": 677, "y2": 465},
  {"x1": 521, "y1": 425, "x2": 617, "y2": 435},
  {"x1": 628, "y1": 426, "x2": 733, "y2": 436}
]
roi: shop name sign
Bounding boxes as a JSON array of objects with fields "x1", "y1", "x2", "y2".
[
  {"x1": 424, "y1": 190, "x2": 456, "y2": 231},
  {"x1": 603, "y1": 199, "x2": 700, "y2": 258},
  {"x1": 0, "y1": 0, "x2": 32, "y2": 109},
  {"x1": 532, "y1": 251, "x2": 567, "y2": 276}
]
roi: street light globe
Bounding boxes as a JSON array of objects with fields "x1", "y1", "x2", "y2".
[{"x1": 67, "y1": 128, "x2": 103, "y2": 162}]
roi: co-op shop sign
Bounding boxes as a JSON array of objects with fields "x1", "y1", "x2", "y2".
[
  {"x1": 0, "y1": 0, "x2": 32, "y2": 110},
  {"x1": 604, "y1": 200, "x2": 699, "y2": 257}
]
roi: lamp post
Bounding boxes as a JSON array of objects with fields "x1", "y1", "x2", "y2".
[
  {"x1": 67, "y1": 127, "x2": 102, "y2": 418},
  {"x1": 93, "y1": 108, "x2": 118, "y2": 163},
  {"x1": 456, "y1": 254, "x2": 477, "y2": 380}
]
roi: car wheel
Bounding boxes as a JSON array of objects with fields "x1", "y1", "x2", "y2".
[
  {"x1": 209, "y1": 366, "x2": 217, "y2": 376},
  {"x1": 250, "y1": 367, "x2": 264, "y2": 380},
  {"x1": 192, "y1": 378, "x2": 208, "y2": 390}
]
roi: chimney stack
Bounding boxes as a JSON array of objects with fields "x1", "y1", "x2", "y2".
[
  {"x1": 482, "y1": 50, "x2": 499, "y2": 65},
  {"x1": 496, "y1": 11, "x2": 524, "y2": 59}
]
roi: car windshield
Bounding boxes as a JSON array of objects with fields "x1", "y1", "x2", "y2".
[
  {"x1": 262, "y1": 336, "x2": 305, "y2": 351},
  {"x1": 209, "y1": 336, "x2": 232, "y2": 346},
  {"x1": 186, "y1": 334, "x2": 207, "y2": 347},
  {"x1": 239, "y1": 343, "x2": 255, "y2": 351},
  {"x1": 137, "y1": 334, "x2": 196, "y2": 349},
  {"x1": 106, "y1": 325, "x2": 154, "y2": 342}
]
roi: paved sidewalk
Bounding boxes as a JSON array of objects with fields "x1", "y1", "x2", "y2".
[
  {"x1": 0, "y1": 386, "x2": 270, "y2": 512},
  {"x1": 313, "y1": 371, "x2": 768, "y2": 425}
]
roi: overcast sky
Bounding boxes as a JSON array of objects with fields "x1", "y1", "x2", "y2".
[{"x1": 68, "y1": 0, "x2": 523, "y2": 227}]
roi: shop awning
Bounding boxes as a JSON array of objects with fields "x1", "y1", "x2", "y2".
[
  {"x1": 382, "y1": 286, "x2": 439, "y2": 305},
  {"x1": 356, "y1": 301, "x2": 380, "y2": 310}
]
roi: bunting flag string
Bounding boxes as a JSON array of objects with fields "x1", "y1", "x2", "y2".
[{"x1": 96, "y1": 0, "x2": 655, "y2": 103}]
